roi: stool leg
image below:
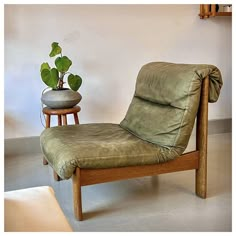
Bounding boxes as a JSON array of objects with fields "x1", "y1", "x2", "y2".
[
  {"x1": 54, "y1": 171, "x2": 61, "y2": 181},
  {"x1": 54, "y1": 114, "x2": 61, "y2": 180},
  {"x1": 74, "y1": 113, "x2": 79, "y2": 124},
  {"x1": 62, "y1": 114, "x2": 67, "y2": 125},
  {"x1": 43, "y1": 157, "x2": 48, "y2": 165},
  {"x1": 45, "y1": 114, "x2": 51, "y2": 128},
  {"x1": 58, "y1": 115, "x2": 62, "y2": 126}
]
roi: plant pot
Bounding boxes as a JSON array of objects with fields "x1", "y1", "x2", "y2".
[{"x1": 41, "y1": 88, "x2": 82, "y2": 109}]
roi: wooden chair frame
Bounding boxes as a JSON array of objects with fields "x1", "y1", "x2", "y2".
[{"x1": 72, "y1": 76, "x2": 209, "y2": 221}]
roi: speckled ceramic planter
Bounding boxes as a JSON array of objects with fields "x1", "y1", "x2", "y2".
[{"x1": 41, "y1": 89, "x2": 82, "y2": 109}]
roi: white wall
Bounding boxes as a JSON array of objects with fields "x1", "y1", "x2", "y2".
[{"x1": 4, "y1": 4, "x2": 232, "y2": 139}]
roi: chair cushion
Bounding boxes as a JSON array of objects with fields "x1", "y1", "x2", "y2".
[
  {"x1": 120, "y1": 62, "x2": 222, "y2": 151},
  {"x1": 40, "y1": 123, "x2": 180, "y2": 179}
]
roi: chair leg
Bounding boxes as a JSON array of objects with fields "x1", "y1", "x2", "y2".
[
  {"x1": 195, "y1": 118, "x2": 207, "y2": 199},
  {"x1": 195, "y1": 77, "x2": 209, "y2": 199},
  {"x1": 72, "y1": 168, "x2": 83, "y2": 221},
  {"x1": 195, "y1": 150, "x2": 207, "y2": 198}
]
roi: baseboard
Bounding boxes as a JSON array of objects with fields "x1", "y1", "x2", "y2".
[
  {"x1": 208, "y1": 118, "x2": 232, "y2": 135},
  {"x1": 192, "y1": 118, "x2": 232, "y2": 135},
  {"x1": 4, "y1": 119, "x2": 232, "y2": 156},
  {"x1": 5, "y1": 136, "x2": 41, "y2": 157}
]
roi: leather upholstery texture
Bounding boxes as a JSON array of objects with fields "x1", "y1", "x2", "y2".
[{"x1": 120, "y1": 62, "x2": 222, "y2": 149}]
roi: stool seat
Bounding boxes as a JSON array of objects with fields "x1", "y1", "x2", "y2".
[{"x1": 43, "y1": 106, "x2": 81, "y2": 115}]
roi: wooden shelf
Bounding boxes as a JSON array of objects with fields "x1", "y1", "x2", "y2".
[
  {"x1": 199, "y1": 4, "x2": 232, "y2": 19},
  {"x1": 215, "y1": 12, "x2": 232, "y2": 16}
]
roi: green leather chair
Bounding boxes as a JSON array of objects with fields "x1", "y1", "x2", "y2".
[{"x1": 40, "y1": 62, "x2": 222, "y2": 220}]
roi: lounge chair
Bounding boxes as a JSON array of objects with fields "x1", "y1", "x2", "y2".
[{"x1": 40, "y1": 62, "x2": 222, "y2": 221}]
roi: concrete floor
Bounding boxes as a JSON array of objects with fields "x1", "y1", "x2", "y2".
[{"x1": 4, "y1": 133, "x2": 232, "y2": 232}]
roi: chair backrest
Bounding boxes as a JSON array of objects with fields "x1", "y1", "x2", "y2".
[{"x1": 120, "y1": 62, "x2": 222, "y2": 156}]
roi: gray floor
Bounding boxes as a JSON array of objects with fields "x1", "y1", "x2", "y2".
[{"x1": 4, "y1": 133, "x2": 232, "y2": 232}]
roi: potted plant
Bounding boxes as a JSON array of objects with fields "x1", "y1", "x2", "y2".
[{"x1": 40, "y1": 42, "x2": 82, "y2": 109}]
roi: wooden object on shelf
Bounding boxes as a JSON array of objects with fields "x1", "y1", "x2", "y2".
[
  {"x1": 204, "y1": 4, "x2": 210, "y2": 18},
  {"x1": 199, "y1": 4, "x2": 232, "y2": 19},
  {"x1": 42, "y1": 106, "x2": 81, "y2": 181},
  {"x1": 72, "y1": 77, "x2": 209, "y2": 221},
  {"x1": 199, "y1": 4, "x2": 204, "y2": 18},
  {"x1": 211, "y1": 4, "x2": 216, "y2": 17}
]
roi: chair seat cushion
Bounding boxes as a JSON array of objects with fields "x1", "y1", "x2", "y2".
[{"x1": 40, "y1": 123, "x2": 180, "y2": 179}]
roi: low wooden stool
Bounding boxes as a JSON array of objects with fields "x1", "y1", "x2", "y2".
[{"x1": 42, "y1": 106, "x2": 81, "y2": 181}]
